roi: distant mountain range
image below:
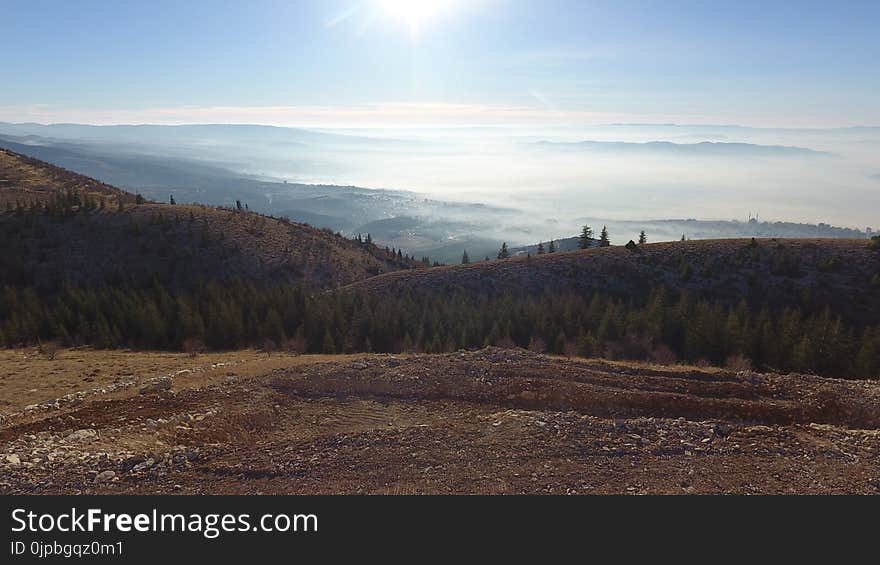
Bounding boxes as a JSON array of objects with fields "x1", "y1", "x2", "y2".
[
  {"x1": 0, "y1": 122, "x2": 870, "y2": 267},
  {"x1": 530, "y1": 139, "x2": 832, "y2": 157}
]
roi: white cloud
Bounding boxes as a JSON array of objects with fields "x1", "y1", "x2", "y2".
[
  {"x1": 0, "y1": 102, "x2": 726, "y2": 128},
  {"x1": 1, "y1": 102, "x2": 867, "y2": 129}
]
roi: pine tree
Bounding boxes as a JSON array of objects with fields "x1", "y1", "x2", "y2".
[
  {"x1": 537, "y1": 242, "x2": 545, "y2": 255},
  {"x1": 135, "y1": 194, "x2": 145, "y2": 205},
  {"x1": 497, "y1": 242, "x2": 510, "y2": 260},
  {"x1": 554, "y1": 331, "x2": 567, "y2": 354},
  {"x1": 679, "y1": 259, "x2": 693, "y2": 281},
  {"x1": 461, "y1": 250, "x2": 470, "y2": 264},
  {"x1": 638, "y1": 230, "x2": 647, "y2": 245},
  {"x1": 701, "y1": 257, "x2": 713, "y2": 278},
  {"x1": 322, "y1": 330, "x2": 336, "y2": 354},
  {"x1": 599, "y1": 226, "x2": 610, "y2": 247},
  {"x1": 548, "y1": 240, "x2": 556, "y2": 253},
  {"x1": 169, "y1": 194, "x2": 176, "y2": 205},
  {"x1": 681, "y1": 234, "x2": 686, "y2": 241},
  {"x1": 578, "y1": 225, "x2": 593, "y2": 249}
]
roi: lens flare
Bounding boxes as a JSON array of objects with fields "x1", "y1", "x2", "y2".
[{"x1": 379, "y1": 0, "x2": 456, "y2": 34}]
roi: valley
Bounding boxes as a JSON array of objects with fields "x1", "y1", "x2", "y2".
[{"x1": 2, "y1": 143, "x2": 879, "y2": 496}]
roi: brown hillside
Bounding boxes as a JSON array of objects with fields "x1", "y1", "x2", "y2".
[
  {"x1": 0, "y1": 147, "x2": 414, "y2": 289},
  {"x1": 0, "y1": 147, "x2": 134, "y2": 208},
  {"x1": 344, "y1": 238, "x2": 880, "y2": 326}
]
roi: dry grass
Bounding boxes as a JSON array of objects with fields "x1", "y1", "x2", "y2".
[
  {"x1": 545, "y1": 354, "x2": 725, "y2": 375},
  {"x1": 0, "y1": 348, "x2": 366, "y2": 414},
  {"x1": 0, "y1": 148, "x2": 131, "y2": 208}
]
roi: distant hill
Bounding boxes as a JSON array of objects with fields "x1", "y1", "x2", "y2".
[
  {"x1": 510, "y1": 237, "x2": 598, "y2": 256},
  {"x1": 0, "y1": 147, "x2": 134, "y2": 209},
  {"x1": 0, "y1": 134, "x2": 512, "y2": 261},
  {"x1": 0, "y1": 147, "x2": 417, "y2": 291},
  {"x1": 530, "y1": 139, "x2": 832, "y2": 157},
  {"x1": 345, "y1": 238, "x2": 880, "y2": 328},
  {"x1": 510, "y1": 218, "x2": 867, "y2": 254}
]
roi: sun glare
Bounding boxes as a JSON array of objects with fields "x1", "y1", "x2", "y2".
[{"x1": 379, "y1": 0, "x2": 456, "y2": 34}]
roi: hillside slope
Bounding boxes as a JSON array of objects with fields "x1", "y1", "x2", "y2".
[
  {"x1": 345, "y1": 239, "x2": 880, "y2": 326},
  {"x1": 0, "y1": 147, "x2": 415, "y2": 290},
  {"x1": 0, "y1": 146, "x2": 133, "y2": 208}
]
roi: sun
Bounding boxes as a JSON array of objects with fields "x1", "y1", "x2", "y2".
[{"x1": 378, "y1": 0, "x2": 456, "y2": 34}]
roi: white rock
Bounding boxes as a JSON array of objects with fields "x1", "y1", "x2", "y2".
[
  {"x1": 139, "y1": 377, "x2": 172, "y2": 394},
  {"x1": 65, "y1": 429, "x2": 98, "y2": 442},
  {"x1": 132, "y1": 459, "x2": 154, "y2": 472},
  {"x1": 94, "y1": 470, "x2": 116, "y2": 483}
]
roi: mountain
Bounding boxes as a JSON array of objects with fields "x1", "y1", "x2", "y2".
[
  {"x1": 530, "y1": 139, "x2": 832, "y2": 157},
  {"x1": 3, "y1": 148, "x2": 879, "y2": 376},
  {"x1": 344, "y1": 238, "x2": 880, "y2": 328},
  {"x1": 0, "y1": 146, "x2": 416, "y2": 291},
  {"x1": 0, "y1": 133, "x2": 514, "y2": 260},
  {"x1": 509, "y1": 219, "x2": 867, "y2": 254}
]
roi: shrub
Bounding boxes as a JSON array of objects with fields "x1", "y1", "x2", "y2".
[
  {"x1": 282, "y1": 334, "x2": 307, "y2": 355},
  {"x1": 262, "y1": 338, "x2": 278, "y2": 356},
  {"x1": 182, "y1": 337, "x2": 205, "y2": 359},
  {"x1": 527, "y1": 336, "x2": 547, "y2": 353},
  {"x1": 562, "y1": 339, "x2": 579, "y2": 359},
  {"x1": 495, "y1": 336, "x2": 517, "y2": 349},
  {"x1": 651, "y1": 345, "x2": 677, "y2": 365},
  {"x1": 39, "y1": 340, "x2": 62, "y2": 360},
  {"x1": 725, "y1": 354, "x2": 753, "y2": 372}
]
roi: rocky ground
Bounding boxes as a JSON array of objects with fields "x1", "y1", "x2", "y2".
[{"x1": 1, "y1": 347, "x2": 879, "y2": 494}]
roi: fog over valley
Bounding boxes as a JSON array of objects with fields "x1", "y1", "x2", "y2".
[{"x1": 1, "y1": 121, "x2": 876, "y2": 262}]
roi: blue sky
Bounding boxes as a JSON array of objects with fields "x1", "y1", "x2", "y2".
[{"x1": 1, "y1": 0, "x2": 878, "y2": 127}]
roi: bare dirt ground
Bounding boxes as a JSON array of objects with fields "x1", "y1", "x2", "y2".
[{"x1": 1, "y1": 347, "x2": 879, "y2": 494}]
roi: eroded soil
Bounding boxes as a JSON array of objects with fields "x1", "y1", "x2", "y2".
[{"x1": 2, "y1": 348, "x2": 879, "y2": 494}]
